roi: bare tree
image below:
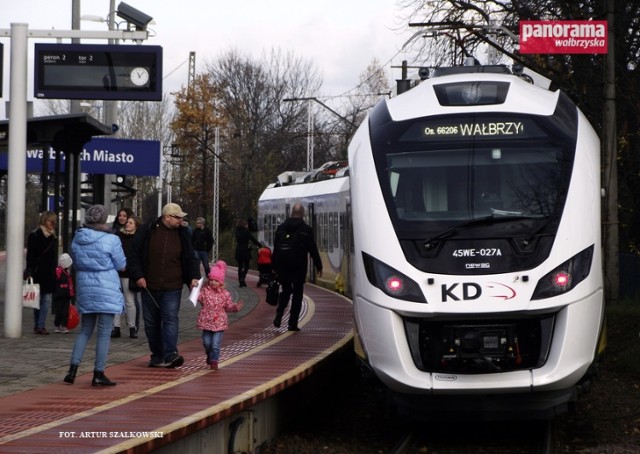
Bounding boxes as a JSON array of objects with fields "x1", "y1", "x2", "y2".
[
  {"x1": 205, "y1": 48, "x2": 323, "y2": 221},
  {"x1": 332, "y1": 58, "x2": 392, "y2": 157},
  {"x1": 117, "y1": 95, "x2": 175, "y2": 220}
]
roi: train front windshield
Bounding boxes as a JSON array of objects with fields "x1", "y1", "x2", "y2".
[
  {"x1": 370, "y1": 108, "x2": 578, "y2": 241},
  {"x1": 388, "y1": 146, "x2": 562, "y2": 222}
]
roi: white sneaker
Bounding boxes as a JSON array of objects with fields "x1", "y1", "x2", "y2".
[
  {"x1": 61, "y1": 327, "x2": 69, "y2": 334},
  {"x1": 54, "y1": 326, "x2": 61, "y2": 333}
]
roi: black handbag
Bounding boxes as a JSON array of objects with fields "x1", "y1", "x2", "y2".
[{"x1": 265, "y1": 279, "x2": 280, "y2": 306}]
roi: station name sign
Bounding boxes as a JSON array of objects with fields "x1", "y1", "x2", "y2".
[
  {"x1": 34, "y1": 43, "x2": 162, "y2": 101},
  {"x1": 0, "y1": 138, "x2": 161, "y2": 176},
  {"x1": 519, "y1": 20, "x2": 608, "y2": 54}
]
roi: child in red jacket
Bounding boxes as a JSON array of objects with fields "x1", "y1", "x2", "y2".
[
  {"x1": 53, "y1": 253, "x2": 75, "y2": 333},
  {"x1": 196, "y1": 260, "x2": 243, "y2": 370},
  {"x1": 256, "y1": 244, "x2": 273, "y2": 287}
]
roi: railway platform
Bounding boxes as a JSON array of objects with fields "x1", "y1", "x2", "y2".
[{"x1": 0, "y1": 266, "x2": 354, "y2": 453}]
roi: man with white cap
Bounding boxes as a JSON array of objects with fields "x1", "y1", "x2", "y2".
[{"x1": 128, "y1": 203, "x2": 201, "y2": 368}]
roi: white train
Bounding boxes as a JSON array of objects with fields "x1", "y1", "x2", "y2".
[{"x1": 258, "y1": 64, "x2": 605, "y2": 419}]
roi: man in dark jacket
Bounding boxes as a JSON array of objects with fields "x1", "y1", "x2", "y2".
[
  {"x1": 192, "y1": 217, "x2": 214, "y2": 276},
  {"x1": 234, "y1": 218, "x2": 261, "y2": 287},
  {"x1": 128, "y1": 203, "x2": 200, "y2": 368},
  {"x1": 272, "y1": 203, "x2": 322, "y2": 331}
]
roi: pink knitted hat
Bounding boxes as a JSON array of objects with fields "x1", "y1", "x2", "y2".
[{"x1": 208, "y1": 260, "x2": 227, "y2": 284}]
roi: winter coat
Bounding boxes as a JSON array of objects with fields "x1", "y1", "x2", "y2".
[
  {"x1": 272, "y1": 217, "x2": 322, "y2": 281},
  {"x1": 70, "y1": 227, "x2": 126, "y2": 315},
  {"x1": 234, "y1": 227, "x2": 260, "y2": 262},
  {"x1": 192, "y1": 227, "x2": 214, "y2": 252},
  {"x1": 196, "y1": 284, "x2": 241, "y2": 332},
  {"x1": 55, "y1": 266, "x2": 75, "y2": 299},
  {"x1": 25, "y1": 227, "x2": 58, "y2": 294},
  {"x1": 117, "y1": 230, "x2": 136, "y2": 278},
  {"x1": 128, "y1": 217, "x2": 200, "y2": 289},
  {"x1": 257, "y1": 246, "x2": 272, "y2": 265}
]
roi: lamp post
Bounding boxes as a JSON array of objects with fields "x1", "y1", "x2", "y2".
[
  {"x1": 81, "y1": 0, "x2": 121, "y2": 212},
  {"x1": 213, "y1": 128, "x2": 220, "y2": 261}
]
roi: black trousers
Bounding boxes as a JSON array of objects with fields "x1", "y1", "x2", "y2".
[
  {"x1": 276, "y1": 277, "x2": 304, "y2": 328},
  {"x1": 237, "y1": 258, "x2": 250, "y2": 282}
]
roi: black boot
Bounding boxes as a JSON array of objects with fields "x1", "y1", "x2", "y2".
[
  {"x1": 64, "y1": 364, "x2": 78, "y2": 384},
  {"x1": 111, "y1": 327, "x2": 121, "y2": 338},
  {"x1": 92, "y1": 371, "x2": 117, "y2": 387},
  {"x1": 129, "y1": 327, "x2": 138, "y2": 339}
]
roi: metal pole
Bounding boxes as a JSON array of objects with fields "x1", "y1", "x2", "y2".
[
  {"x1": 102, "y1": 0, "x2": 118, "y2": 215},
  {"x1": 306, "y1": 100, "x2": 314, "y2": 171},
  {"x1": 70, "y1": 0, "x2": 81, "y2": 114},
  {"x1": 213, "y1": 128, "x2": 220, "y2": 261},
  {"x1": 603, "y1": 0, "x2": 618, "y2": 303},
  {"x1": 4, "y1": 23, "x2": 28, "y2": 338}
]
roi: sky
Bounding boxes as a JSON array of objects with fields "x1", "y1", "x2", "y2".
[{"x1": 1, "y1": 0, "x2": 417, "y2": 118}]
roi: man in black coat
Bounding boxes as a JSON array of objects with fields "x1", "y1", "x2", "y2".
[
  {"x1": 192, "y1": 217, "x2": 214, "y2": 276},
  {"x1": 234, "y1": 218, "x2": 261, "y2": 287},
  {"x1": 272, "y1": 203, "x2": 322, "y2": 331}
]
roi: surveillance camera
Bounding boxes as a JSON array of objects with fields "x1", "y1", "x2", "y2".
[
  {"x1": 116, "y1": 2, "x2": 153, "y2": 30},
  {"x1": 418, "y1": 67, "x2": 430, "y2": 80}
]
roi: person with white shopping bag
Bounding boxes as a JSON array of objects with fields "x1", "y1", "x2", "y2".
[{"x1": 25, "y1": 211, "x2": 58, "y2": 335}]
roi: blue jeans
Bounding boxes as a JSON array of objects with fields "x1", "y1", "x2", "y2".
[
  {"x1": 141, "y1": 289, "x2": 182, "y2": 363},
  {"x1": 195, "y1": 250, "x2": 210, "y2": 276},
  {"x1": 33, "y1": 292, "x2": 52, "y2": 330},
  {"x1": 70, "y1": 313, "x2": 114, "y2": 372},
  {"x1": 202, "y1": 330, "x2": 224, "y2": 363}
]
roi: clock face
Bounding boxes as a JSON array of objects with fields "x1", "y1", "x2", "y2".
[{"x1": 130, "y1": 67, "x2": 150, "y2": 86}]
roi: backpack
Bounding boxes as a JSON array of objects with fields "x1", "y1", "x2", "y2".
[{"x1": 274, "y1": 227, "x2": 302, "y2": 269}]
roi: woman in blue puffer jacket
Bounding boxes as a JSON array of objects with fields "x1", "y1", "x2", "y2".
[{"x1": 63, "y1": 205, "x2": 127, "y2": 387}]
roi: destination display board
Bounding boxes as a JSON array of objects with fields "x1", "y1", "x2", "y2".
[
  {"x1": 34, "y1": 44, "x2": 162, "y2": 101},
  {"x1": 399, "y1": 116, "x2": 548, "y2": 142}
]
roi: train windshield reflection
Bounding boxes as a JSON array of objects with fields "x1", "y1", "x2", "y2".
[{"x1": 386, "y1": 146, "x2": 566, "y2": 223}]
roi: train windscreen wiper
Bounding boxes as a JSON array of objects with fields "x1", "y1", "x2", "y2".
[{"x1": 424, "y1": 210, "x2": 542, "y2": 249}]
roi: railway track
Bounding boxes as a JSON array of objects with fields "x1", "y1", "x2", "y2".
[{"x1": 387, "y1": 419, "x2": 557, "y2": 454}]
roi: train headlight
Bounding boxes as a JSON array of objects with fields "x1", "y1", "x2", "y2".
[
  {"x1": 531, "y1": 245, "x2": 594, "y2": 300},
  {"x1": 385, "y1": 275, "x2": 404, "y2": 294},
  {"x1": 362, "y1": 252, "x2": 427, "y2": 303}
]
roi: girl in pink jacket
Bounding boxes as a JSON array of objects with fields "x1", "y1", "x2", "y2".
[{"x1": 197, "y1": 260, "x2": 243, "y2": 370}]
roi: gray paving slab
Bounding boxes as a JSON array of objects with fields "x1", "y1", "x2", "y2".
[{"x1": 0, "y1": 275, "x2": 258, "y2": 398}]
